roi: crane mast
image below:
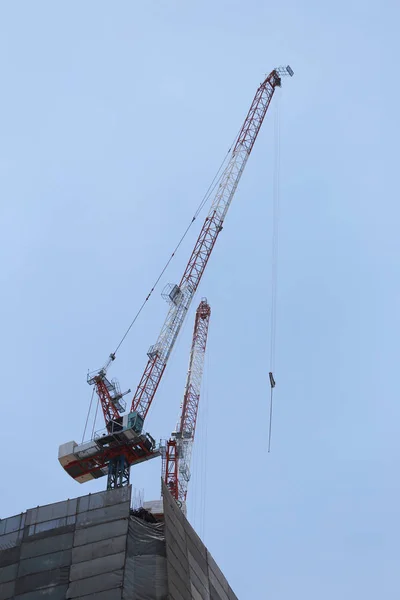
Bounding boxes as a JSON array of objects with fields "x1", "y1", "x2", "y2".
[{"x1": 163, "y1": 299, "x2": 211, "y2": 508}]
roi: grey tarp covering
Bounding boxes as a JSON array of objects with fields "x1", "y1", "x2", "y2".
[
  {"x1": 0, "y1": 483, "x2": 238, "y2": 599},
  {"x1": 162, "y1": 481, "x2": 239, "y2": 600},
  {"x1": 0, "y1": 486, "x2": 131, "y2": 600},
  {"x1": 122, "y1": 516, "x2": 168, "y2": 600}
]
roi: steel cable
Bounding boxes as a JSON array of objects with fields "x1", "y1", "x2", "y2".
[
  {"x1": 268, "y1": 93, "x2": 281, "y2": 453},
  {"x1": 110, "y1": 127, "x2": 243, "y2": 362},
  {"x1": 82, "y1": 387, "x2": 95, "y2": 443}
]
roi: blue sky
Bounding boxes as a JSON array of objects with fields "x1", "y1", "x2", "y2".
[{"x1": 1, "y1": 1, "x2": 400, "y2": 598}]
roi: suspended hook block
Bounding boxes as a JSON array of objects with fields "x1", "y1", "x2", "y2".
[{"x1": 269, "y1": 372, "x2": 276, "y2": 388}]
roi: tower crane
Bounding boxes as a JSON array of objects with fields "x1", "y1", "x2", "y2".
[
  {"x1": 162, "y1": 298, "x2": 211, "y2": 512},
  {"x1": 58, "y1": 65, "x2": 294, "y2": 490}
]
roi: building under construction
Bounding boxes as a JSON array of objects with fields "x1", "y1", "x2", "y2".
[{"x1": 0, "y1": 482, "x2": 237, "y2": 600}]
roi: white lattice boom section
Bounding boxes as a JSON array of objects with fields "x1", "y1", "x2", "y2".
[{"x1": 163, "y1": 299, "x2": 211, "y2": 504}]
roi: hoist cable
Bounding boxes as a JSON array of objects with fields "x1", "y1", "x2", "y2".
[
  {"x1": 91, "y1": 397, "x2": 100, "y2": 439},
  {"x1": 201, "y1": 341, "x2": 211, "y2": 541},
  {"x1": 112, "y1": 218, "x2": 196, "y2": 356},
  {"x1": 270, "y1": 94, "x2": 281, "y2": 373},
  {"x1": 82, "y1": 387, "x2": 95, "y2": 443},
  {"x1": 111, "y1": 130, "x2": 241, "y2": 360},
  {"x1": 268, "y1": 93, "x2": 281, "y2": 453},
  {"x1": 268, "y1": 386, "x2": 274, "y2": 453}
]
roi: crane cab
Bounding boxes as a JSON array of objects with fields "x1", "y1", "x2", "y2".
[{"x1": 107, "y1": 411, "x2": 144, "y2": 439}]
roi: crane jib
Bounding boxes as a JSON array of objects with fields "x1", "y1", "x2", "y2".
[{"x1": 131, "y1": 66, "x2": 293, "y2": 421}]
